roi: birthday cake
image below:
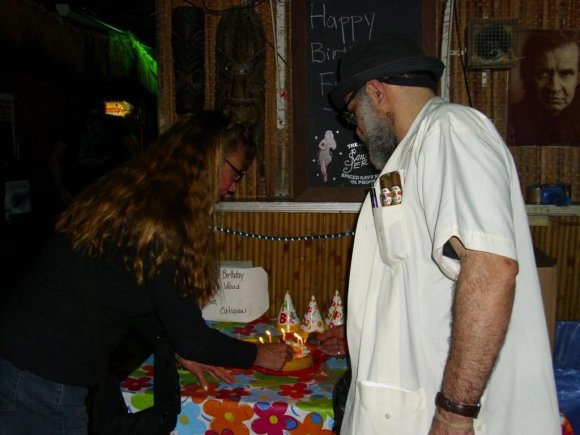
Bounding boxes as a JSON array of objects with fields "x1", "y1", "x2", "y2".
[
  {"x1": 282, "y1": 340, "x2": 313, "y2": 371},
  {"x1": 243, "y1": 332, "x2": 314, "y2": 372}
]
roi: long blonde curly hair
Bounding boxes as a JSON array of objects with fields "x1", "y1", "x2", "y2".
[{"x1": 56, "y1": 111, "x2": 255, "y2": 305}]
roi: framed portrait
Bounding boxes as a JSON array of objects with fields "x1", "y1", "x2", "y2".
[
  {"x1": 291, "y1": 0, "x2": 437, "y2": 201},
  {"x1": 507, "y1": 29, "x2": 580, "y2": 146}
]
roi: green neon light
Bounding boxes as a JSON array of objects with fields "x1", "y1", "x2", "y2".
[{"x1": 108, "y1": 31, "x2": 158, "y2": 94}]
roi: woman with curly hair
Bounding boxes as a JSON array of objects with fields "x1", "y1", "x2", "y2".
[{"x1": 0, "y1": 111, "x2": 291, "y2": 433}]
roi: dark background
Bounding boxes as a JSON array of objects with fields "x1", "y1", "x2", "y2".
[
  {"x1": 1, "y1": 0, "x2": 158, "y2": 302},
  {"x1": 33, "y1": 0, "x2": 156, "y2": 46}
]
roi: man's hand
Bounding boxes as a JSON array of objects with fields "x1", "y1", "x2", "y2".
[
  {"x1": 315, "y1": 325, "x2": 347, "y2": 356},
  {"x1": 176, "y1": 355, "x2": 234, "y2": 389},
  {"x1": 429, "y1": 409, "x2": 474, "y2": 435}
]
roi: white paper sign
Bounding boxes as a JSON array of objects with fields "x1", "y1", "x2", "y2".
[{"x1": 201, "y1": 267, "x2": 269, "y2": 322}]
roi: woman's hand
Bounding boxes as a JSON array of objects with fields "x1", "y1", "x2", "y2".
[
  {"x1": 316, "y1": 325, "x2": 348, "y2": 356},
  {"x1": 176, "y1": 355, "x2": 235, "y2": 389},
  {"x1": 253, "y1": 343, "x2": 293, "y2": 371}
]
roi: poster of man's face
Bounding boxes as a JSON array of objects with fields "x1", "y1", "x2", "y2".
[{"x1": 508, "y1": 30, "x2": 580, "y2": 146}]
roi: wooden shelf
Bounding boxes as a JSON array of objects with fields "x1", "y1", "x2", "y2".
[{"x1": 217, "y1": 202, "x2": 580, "y2": 218}]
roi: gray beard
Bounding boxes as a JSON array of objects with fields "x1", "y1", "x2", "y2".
[{"x1": 358, "y1": 95, "x2": 398, "y2": 170}]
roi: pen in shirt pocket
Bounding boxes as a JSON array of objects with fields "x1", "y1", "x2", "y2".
[{"x1": 370, "y1": 185, "x2": 378, "y2": 208}]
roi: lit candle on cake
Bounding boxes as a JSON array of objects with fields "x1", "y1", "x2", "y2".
[
  {"x1": 293, "y1": 332, "x2": 304, "y2": 357},
  {"x1": 281, "y1": 326, "x2": 286, "y2": 342},
  {"x1": 265, "y1": 330, "x2": 272, "y2": 343},
  {"x1": 258, "y1": 336, "x2": 264, "y2": 344}
]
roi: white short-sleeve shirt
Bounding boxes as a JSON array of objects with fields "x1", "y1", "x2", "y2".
[{"x1": 342, "y1": 97, "x2": 560, "y2": 434}]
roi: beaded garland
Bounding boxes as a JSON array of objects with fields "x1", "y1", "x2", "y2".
[{"x1": 214, "y1": 226, "x2": 355, "y2": 242}]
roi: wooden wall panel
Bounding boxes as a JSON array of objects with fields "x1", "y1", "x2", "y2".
[
  {"x1": 214, "y1": 211, "x2": 357, "y2": 318},
  {"x1": 155, "y1": 0, "x2": 176, "y2": 132},
  {"x1": 161, "y1": 0, "x2": 291, "y2": 198}
]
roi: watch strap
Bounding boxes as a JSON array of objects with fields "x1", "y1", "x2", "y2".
[{"x1": 435, "y1": 392, "x2": 481, "y2": 418}]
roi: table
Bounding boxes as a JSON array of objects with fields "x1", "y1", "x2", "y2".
[{"x1": 121, "y1": 316, "x2": 348, "y2": 434}]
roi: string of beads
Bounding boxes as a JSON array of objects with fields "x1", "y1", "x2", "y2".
[{"x1": 214, "y1": 226, "x2": 355, "y2": 241}]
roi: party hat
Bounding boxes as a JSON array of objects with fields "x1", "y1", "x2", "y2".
[
  {"x1": 302, "y1": 295, "x2": 326, "y2": 333},
  {"x1": 277, "y1": 291, "x2": 301, "y2": 333},
  {"x1": 325, "y1": 290, "x2": 342, "y2": 326},
  {"x1": 326, "y1": 291, "x2": 344, "y2": 328}
]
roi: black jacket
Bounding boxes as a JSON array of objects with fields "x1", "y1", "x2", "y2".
[{"x1": 0, "y1": 233, "x2": 256, "y2": 386}]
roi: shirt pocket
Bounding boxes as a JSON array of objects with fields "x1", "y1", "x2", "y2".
[
  {"x1": 372, "y1": 203, "x2": 409, "y2": 267},
  {"x1": 353, "y1": 380, "x2": 427, "y2": 433}
]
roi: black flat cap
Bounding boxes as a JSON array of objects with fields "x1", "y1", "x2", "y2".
[{"x1": 329, "y1": 34, "x2": 445, "y2": 110}]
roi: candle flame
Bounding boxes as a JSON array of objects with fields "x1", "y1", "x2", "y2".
[
  {"x1": 293, "y1": 333, "x2": 304, "y2": 357},
  {"x1": 258, "y1": 337, "x2": 264, "y2": 344}
]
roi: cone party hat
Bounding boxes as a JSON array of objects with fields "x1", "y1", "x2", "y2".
[
  {"x1": 302, "y1": 295, "x2": 326, "y2": 333},
  {"x1": 326, "y1": 291, "x2": 344, "y2": 328},
  {"x1": 325, "y1": 290, "x2": 342, "y2": 327},
  {"x1": 277, "y1": 291, "x2": 301, "y2": 333}
]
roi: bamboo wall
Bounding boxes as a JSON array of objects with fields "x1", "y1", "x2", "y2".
[
  {"x1": 157, "y1": 0, "x2": 579, "y2": 320},
  {"x1": 214, "y1": 211, "x2": 358, "y2": 317},
  {"x1": 212, "y1": 210, "x2": 579, "y2": 320}
]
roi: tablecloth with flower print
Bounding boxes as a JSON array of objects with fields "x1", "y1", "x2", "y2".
[{"x1": 121, "y1": 316, "x2": 348, "y2": 434}]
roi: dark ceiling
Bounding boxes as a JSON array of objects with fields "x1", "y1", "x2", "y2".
[
  {"x1": 35, "y1": 0, "x2": 157, "y2": 47},
  {"x1": 2, "y1": 0, "x2": 159, "y2": 97}
]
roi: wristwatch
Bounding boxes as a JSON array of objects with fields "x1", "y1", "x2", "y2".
[{"x1": 435, "y1": 392, "x2": 481, "y2": 418}]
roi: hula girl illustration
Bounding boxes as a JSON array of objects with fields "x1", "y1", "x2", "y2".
[{"x1": 318, "y1": 130, "x2": 337, "y2": 182}]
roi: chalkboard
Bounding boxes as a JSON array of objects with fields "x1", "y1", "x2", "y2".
[{"x1": 292, "y1": 0, "x2": 437, "y2": 201}]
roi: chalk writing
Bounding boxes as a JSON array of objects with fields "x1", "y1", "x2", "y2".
[
  {"x1": 309, "y1": 3, "x2": 376, "y2": 102},
  {"x1": 303, "y1": 0, "x2": 421, "y2": 189},
  {"x1": 310, "y1": 43, "x2": 348, "y2": 64},
  {"x1": 309, "y1": 3, "x2": 375, "y2": 44},
  {"x1": 318, "y1": 72, "x2": 336, "y2": 98}
]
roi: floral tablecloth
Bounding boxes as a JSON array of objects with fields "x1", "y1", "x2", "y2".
[{"x1": 121, "y1": 316, "x2": 348, "y2": 434}]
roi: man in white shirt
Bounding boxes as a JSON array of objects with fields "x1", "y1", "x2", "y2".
[{"x1": 317, "y1": 34, "x2": 560, "y2": 434}]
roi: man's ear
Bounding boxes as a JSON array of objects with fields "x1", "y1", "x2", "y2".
[{"x1": 365, "y1": 79, "x2": 389, "y2": 110}]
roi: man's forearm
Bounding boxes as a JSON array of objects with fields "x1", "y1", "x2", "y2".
[{"x1": 440, "y1": 245, "x2": 517, "y2": 405}]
